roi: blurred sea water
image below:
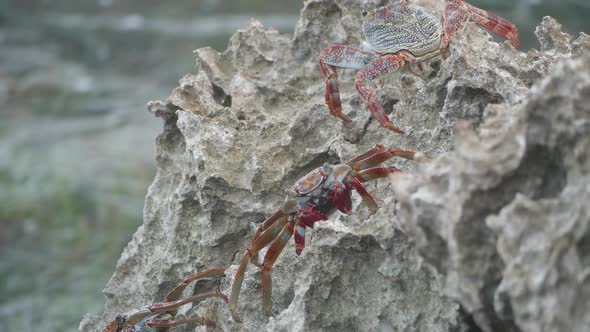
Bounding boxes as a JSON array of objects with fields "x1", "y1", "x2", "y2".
[{"x1": 0, "y1": 1, "x2": 588, "y2": 331}]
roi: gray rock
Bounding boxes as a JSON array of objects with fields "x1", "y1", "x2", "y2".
[
  {"x1": 81, "y1": 1, "x2": 589, "y2": 331},
  {"x1": 489, "y1": 56, "x2": 590, "y2": 332},
  {"x1": 393, "y1": 42, "x2": 590, "y2": 332}
]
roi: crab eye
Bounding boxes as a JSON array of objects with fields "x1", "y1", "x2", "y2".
[
  {"x1": 322, "y1": 162, "x2": 332, "y2": 174},
  {"x1": 362, "y1": 10, "x2": 368, "y2": 17},
  {"x1": 115, "y1": 315, "x2": 126, "y2": 325}
]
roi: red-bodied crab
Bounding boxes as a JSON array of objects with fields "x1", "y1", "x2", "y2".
[
  {"x1": 228, "y1": 144, "x2": 417, "y2": 322},
  {"x1": 318, "y1": 0, "x2": 520, "y2": 132},
  {"x1": 103, "y1": 268, "x2": 227, "y2": 332}
]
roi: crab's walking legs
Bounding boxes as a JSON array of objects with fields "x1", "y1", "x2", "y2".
[
  {"x1": 165, "y1": 267, "x2": 226, "y2": 302},
  {"x1": 444, "y1": 0, "x2": 520, "y2": 48},
  {"x1": 319, "y1": 44, "x2": 376, "y2": 125},
  {"x1": 147, "y1": 316, "x2": 216, "y2": 328},
  {"x1": 348, "y1": 147, "x2": 416, "y2": 213},
  {"x1": 261, "y1": 222, "x2": 294, "y2": 317},
  {"x1": 250, "y1": 209, "x2": 285, "y2": 267},
  {"x1": 357, "y1": 166, "x2": 402, "y2": 182},
  {"x1": 119, "y1": 288, "x2": 227, "y2": 329},
  {"x1": 149, "y1": 289, "x2": 228, "y2": 313},
  {"x1": 145, "y1": 289, "x2": 226, "y2": 328},
  {"x1": 345, "y1": 144, "x2": 385, "y2": 166},
  {"x1": 465, "y1": 2, "x2": 520, "y2": 48},
  {"x1": 355, "y1": 54, "x2": 408, "y2": 133},
  {"x1": 229, "y1": 216, "x2": 288, "y2": 322},
  {"x1": 353, "y1": 148, "x2": 416, "y2": 171},
  {"x1": 252, "y1": 209, "x2": 285, "y2": 240},
  {"x1": 349, "y1": 178, "x2": 379, "y2": 214}
]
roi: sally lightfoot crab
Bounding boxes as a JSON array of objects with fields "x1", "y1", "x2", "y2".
[
  {"x1": 318, "y1": 0, "x2": 520, "y2": 132},
  {"x1": 228, "y1": 144, "x2": 416, "y2": 322},
  {"x1": 103, "y1": 268, "x2": 227, "y2": 332}
]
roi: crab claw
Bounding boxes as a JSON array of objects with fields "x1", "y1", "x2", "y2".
[
  {"x1": 294, "y1": 219, "x2": 306, "y2": 256},
  {"x1": 299, "y1": 209, "x2": 328, "y2": 228},
  {"x1": 331, "y1": 183, "x2": 353, "y2": 214}
]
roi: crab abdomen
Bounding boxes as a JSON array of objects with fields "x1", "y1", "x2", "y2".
[{"x1": 363, "y1": 2, "x2": 442, "y2": 56}]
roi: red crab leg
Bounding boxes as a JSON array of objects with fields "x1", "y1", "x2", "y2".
[
  {"x1": 164, "y1": 268, "x2": 226, "y2": 302},
  {"x1": 121, "y1": 288, "x2": 227, "y2": 326},
  {"x1": 443, "y1": 1, "x2": 519, "y2": 48},
  {"x1": 261, "y1": 222, "x2": 294, "y2": 317},
  {"x1": 251, "y1": 215, "x2": 288, "y2": 246},
  {"x1": 464, "y1": 2, "x2": 520, "y2": 48},
  {"x1": 229, "y1": 253, "x2": 252, "y2": 322},
  {"x1": 229, "y1": 216, "x2": 288, "y2": 322},
  {"x1": 147, "y1": 316, "x2": 216, "y2": 328},
  {"x1": 319, "y1": 64, "x2": 351, "y2": 124},
  {"x1": 345, "y1": 144, "x2": 386, "y2": 166},
  {"x1": 355, "y1": 54, "x2": 407, "y2": 133},
  {"x1": 319, "y1": 44, "x2": 376, "y2": 124},
  {"x1": 146, "y1": 289, "x2": 227, "y2": 318},
  {"x1": 354, "y1": 148, "x2": 416, "y2": 171},
  {"x1": 357, "y1": 166, "x2": 402, "y2": 182},
  {"x1": 252, "y1": 209, "x2": 284, "y2": 241},
  {"x1": 349, "y1": 178, "x2": 379, "y2": 214},
  {"x1": 250, "y1": 209, "x2": 285, "y2": 267},
  {"x1": 251, "y1": 213, "x2": 289, "y2": 267}
]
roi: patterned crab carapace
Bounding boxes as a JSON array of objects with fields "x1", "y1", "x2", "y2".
[
  {"x1": 102, "y1": 268, "x2": 227, "y2": 332},
  {"x1": 228, "y1": 144, "x2": 417, "y2": 322},
  {"x1": 318, "y1": 0, "x2": 519, "y2": 132}
]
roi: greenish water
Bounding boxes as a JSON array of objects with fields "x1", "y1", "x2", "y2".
[
  {"x1": 0, "y1": 1, "x2": 588, "y2": 331},
  {"x1": 0, "y1": 177, "x2": 141, "y2": 331},
  {"x1": 470, "y1": 0, "x2": 590, "y2": 49}
]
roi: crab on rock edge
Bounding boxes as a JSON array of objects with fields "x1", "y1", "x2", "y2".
[
  {"x1": 103, "y1": 268, "x2": 227, "y2": 332},
  {"x1": 318, "y1": 0, "x2": 520, "y2": 133},
  {"x1": 228, "y1": 144, "x2": 417, "y2": 322}
]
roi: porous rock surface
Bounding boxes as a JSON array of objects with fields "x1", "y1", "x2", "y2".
[
  {"x1": 81, "y1": 1, "x2": 589, "y2": 331},
  {"x1": 393, "y1": 53, "x2": 590, "y2": 332}
]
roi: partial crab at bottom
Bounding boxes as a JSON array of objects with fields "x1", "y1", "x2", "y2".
[{"x1": 102, "y1": 268, "x2": 227, "y2": 332}]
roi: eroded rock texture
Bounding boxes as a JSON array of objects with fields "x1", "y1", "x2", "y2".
[
  {"x1": 393, "y1": 53, "x2": 590, "y2": 332},
  {"x1": 81, "y1": 1, "x2": 589, "y2": 331}
]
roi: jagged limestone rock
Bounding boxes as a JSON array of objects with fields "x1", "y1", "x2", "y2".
[
  {"x1": 81, "y1": 1, "x2": 589, "y2": 331},
  {"x1": 392, "y1": 53, "x2": 590, "y2": 332}
]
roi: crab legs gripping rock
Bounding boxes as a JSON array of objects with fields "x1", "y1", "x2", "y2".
[
  {"x1": 318, "y1": 0, "x2": 520, "y2": 132},
  {"x1": 102, "y1": 268, "x2": 227, "y2": 332},
  {"x1": 228, "y1": 145, "x2": 416, "y2": 322}
]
